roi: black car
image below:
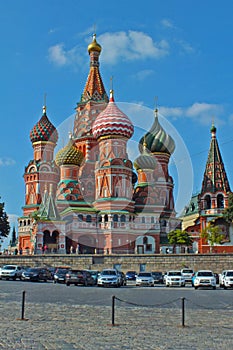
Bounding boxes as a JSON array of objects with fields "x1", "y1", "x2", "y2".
[
  {"x1": 65, "y1": 269, "x2": 95, "y2": 286},
  {"x1": 21, "y1": 267, "x2": 51, "y2": 282},
  {"x1": 125, "y1": 271, "x2": 137, "y2": 280},
  {"x1": 53, "y1": 268, "x2": 69, "y2": 284},
  {"x1": 151, "y1": 271, "x2": 163, "y2": 284}
]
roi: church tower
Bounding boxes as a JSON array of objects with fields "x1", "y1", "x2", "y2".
[
  {"x1": 73, "y1": 34, "x2": 109, "y2": 202},
  {"x1": 198, "y1": 124, "x2": 231, "y2": 252},
  {"x1": 18, "y1": 105, "x2": 60, "y2": 254},
  {"x1": 92, "y1": 89, "x2": 135, "y2": 253}
]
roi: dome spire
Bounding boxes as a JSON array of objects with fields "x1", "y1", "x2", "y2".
[{"x1": 109, "y1": 76, "x2": 114, "y2": 102}]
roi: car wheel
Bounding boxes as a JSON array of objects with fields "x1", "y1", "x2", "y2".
[
  {"x1": 223, "y1": 285, "x2": 227, "y2": 290},
  {"x1": 75, "y1": 283, "x2": 78, "y2": 286},
  {"x1": 66, "y1": 283, "x2": 70, "y2": 286},
  {"x1": 194, "y1": 286, "x2": 198, "y2": 289},
  {"x1": 213, "y1": 286, "x2": 216, "y2": 290},
  {"x1": 44, "y1": 279, "x2": 47, "y2": 282}
]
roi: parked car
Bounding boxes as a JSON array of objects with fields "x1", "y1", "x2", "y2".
[
  {"x1": 0, "y1": 265, "x2": 24, "y2": 280},
  {"x1": 21, "y1": 267, "x2": 51, "y2": 282},
  {"x1": 219, "y1": 270, "x2": 227, "y2": 288},
  {"x1": 193, "y1": 270, "x2": 216, "y2": 290},
  {"x1": 65, "y1": 269, "x2": 95, "y2": 286},
  {"x1": 181, "y1": 268, "x2": 194, "y2": 283},
  {"x1": 222, "y1": 270, "x2": 233, "y2": 289},
  {"x1": 151, "y1": 271, "x2": 163, "y2": 284},
  {"x1": 53, "y1": 268, "x2": 70, "y2": 284},
  {"x1": 165, "y1": 271, "x2": 185, "y2": 287},
  {"x1": 118, "y1": 271, "x2": 127, "y2": 286},
  {"x1": 125, "y1": 271, "x2": 137, "y2": 281},
  {"x1": 97, "y1": 269, "x2": 121, "y2": 287},
  {"x1": 88, "y1": 270, "x2": 100, "y2": 285},
  {"x1": 136, "y1": 272, "x2": 154, "y2": 287}
]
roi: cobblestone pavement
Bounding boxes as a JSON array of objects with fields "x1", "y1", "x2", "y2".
[{"x1": 0, "y1": 301, "x2": 233, "y2": 349}]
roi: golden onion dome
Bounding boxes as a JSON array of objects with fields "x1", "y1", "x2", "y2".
[
  {"x1": 55, "y1": 139, "x2": 84, "y2": 167},
  {"x1": 88, "y1": 34, "x2": 102, "y2": 54}
]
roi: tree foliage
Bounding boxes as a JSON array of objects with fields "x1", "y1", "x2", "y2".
[
  {"x1": 201, "y1": 223, "x2": 223, "y2": 252},
  {"x1": 9, "y1": 226, "x2": 17, "y2": 246},
  {"x1": 0, "y1": 199, "x2": 10, "y2": 238},
  {"x1": 168, "y1": 229, "x2": 193, "y2": 249},
  {"x1": 222, "y1": 192, "x2": 233, "y2": 223}
]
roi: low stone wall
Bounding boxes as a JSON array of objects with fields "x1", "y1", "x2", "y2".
[{"x1": 1, "y1": 253, "x2": 233, "y2": 273}]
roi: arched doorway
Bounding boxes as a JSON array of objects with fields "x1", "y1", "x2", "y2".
[{"x1": 43, "y1": 230, "x2": 59, "y2": 253}]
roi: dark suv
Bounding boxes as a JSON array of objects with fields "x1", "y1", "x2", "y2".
[
  {"x1": 21, "y1": 267, "x2": 51, "y2": 282},
  {"x1": 65, "y1": 269, "x2": 95, "y2": 286}
]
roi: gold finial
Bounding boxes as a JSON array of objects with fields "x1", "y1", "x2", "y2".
[{"x1": 43, "y1": 93, "x2": 47, "y2": 114}]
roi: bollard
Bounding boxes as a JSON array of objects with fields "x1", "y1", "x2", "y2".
[
  {"x1": 112, "y1": 295, "x2": 115, "y2": 325},
  {"x1": 17, "y1": 290, "x2": 28, "y2": 321},
  {"x1": 181, "y1": 297, "x2": 185, "y2": 327}
]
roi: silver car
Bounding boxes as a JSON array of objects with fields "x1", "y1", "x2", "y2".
[{"x1": 136, "y1": 272, "x2": 154, "y2": 286}]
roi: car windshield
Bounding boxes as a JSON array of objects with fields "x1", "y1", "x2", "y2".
[
  {"x1": 56, "y1": 269, "x2": 68, "y2": 273},
  {"x1": 168, "y1": 272, "x2": 181, "y2": 276},
  {"x1": 27, "y1": 268, "x2": 40, "y2": 273},
  {"x1": 197, "y1": 271, "x2": 213, "y2": 277},
  {"x1": 138, "y1": 273, "x2": 152, "y2": 277},
  {"x1": 226, "y1": 271, "x2": 233, "y2": 277},
  {"x1": 152, "y1": 272, "x2": 162, "y2": 276},
  {"x1": 182, "y1": 270, "x2": 193, "y2": 273},
  {"x1": 3, "y1": 265, "x2": 17, "y2": 270},
  {"x1": 102, "y1": 270, "x2": 117, "y2": 276}
]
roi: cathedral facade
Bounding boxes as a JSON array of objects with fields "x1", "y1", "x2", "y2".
[{"x1": 18, "y1": 34, "x2": 179, "y2": 255}]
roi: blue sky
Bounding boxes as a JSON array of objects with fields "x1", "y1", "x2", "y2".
[{"x1": 1, "y1": 0, "x2": 233, "y2": 239}]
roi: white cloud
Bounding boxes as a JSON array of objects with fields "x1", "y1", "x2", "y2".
[
  {"x1": 161, "y1": 19, "x2": 174, "y2": 29},
  {"x1": 99, "y1": 30, "x2": 169, "y2": 64},
  {"x1": 0, "y1": 158, "x2": 16, "y2": 166},
  {"x1": 134, "y1": 69, "x2": 154, "y2": 81},
  {"x1": 160, "y1": 102, "x2": 224, "y2": 125},
  {"x1": 48, "y1": 44, "x2": 68, "y2": 66},
  {"x1": 175, "y1": 39, "x2": 195, "y2": 54}
]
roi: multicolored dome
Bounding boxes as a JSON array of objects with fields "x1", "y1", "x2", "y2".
[
  {"x1": 92, "y1": 90, "x2": 134, "y2": 140},
  {"x1": 139, "y1": 110, "x2": 175, "y2": 155},
  {"x1": 88, "y1": 34, "x2": 102, "y2": 54},
  {"x1": 55, "y1": 139, "x2": 84, "y2": 167},
  {"x1": 30, "y1": 106, "x2": 58, "y2": 144}
]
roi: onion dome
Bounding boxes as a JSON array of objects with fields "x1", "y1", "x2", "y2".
[
  {"x1": 139, "y1": 109, "x2": 175, "y2": 155},
  {"x1": 30, "y1": 106, "x2": 58, "y2": 144},
  {"x1": 92, "y1": 90, "x2": 134, "y2": 140},
  {"x1": 134, "y1": 139, "x2": 157, "y2": 170},
  {"x1": 55, "y1": 137, "x2": 84, "y2": 167},
  {"x1": 210, "y1": 123, "x2": 216, "y2": 133},
  {"x1": 88, "y1": 33, "x2": 102, "y2": 54}
]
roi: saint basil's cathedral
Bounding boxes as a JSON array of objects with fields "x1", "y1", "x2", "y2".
[{"x1": 18, "y1": 34, "x2": 233, "y2": 255}]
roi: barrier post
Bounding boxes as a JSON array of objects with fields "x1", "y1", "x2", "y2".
[
  {"x1": 17, "y1": 290, "x2": 28, "y2": 321},
  {"x1": 112, "y1": 295, "x2": 115, "y2": 325},
  {"x1": 181, "y1": 297, "x2": 185, "y2": 327}
]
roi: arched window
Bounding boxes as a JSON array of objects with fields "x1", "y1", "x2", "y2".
[
  {"x1": 113, "y1": 214, "x2": 118, "y2": 222},
  {"x1": 217, "y1": 194, "x2": 224, "y2": 208},
  {"x1": 120, "y1": 215, "x2": 126, "y2": 222},
  {"x1": 142, "y1": 217, "x2": 145, "y2": 224},
  {"x1": 78, "y1": 214, "x2": 83, "y2": 222},
  {"x1": 151, "y1": 217, "x2": 155, "y2": 224},
  {"x1": 104, "y1": 214, "x2": 108, "y2": 222},
  {"x1": 205, "y1": 195, "x2": 211, "y2": 209},
  {"x1": 86, "y1": 215, "x2": 92, "y2": 223}
]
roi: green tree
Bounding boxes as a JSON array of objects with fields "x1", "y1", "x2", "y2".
[
  {"x1": 0, "y1": 199, "x2": 10, "y2": 238},
  {"x1": 200, "y1": 223, "x2": 223, "y2": 253},
  {"x1": 222, "y1": 192, "x2": 233, "y2": 223},
  {"x1": 168, "y1": 229, "x2": 193, "y2": 253},
  {"x1": 9, "y1": 226, "x2": 17, "y2": 246}
]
